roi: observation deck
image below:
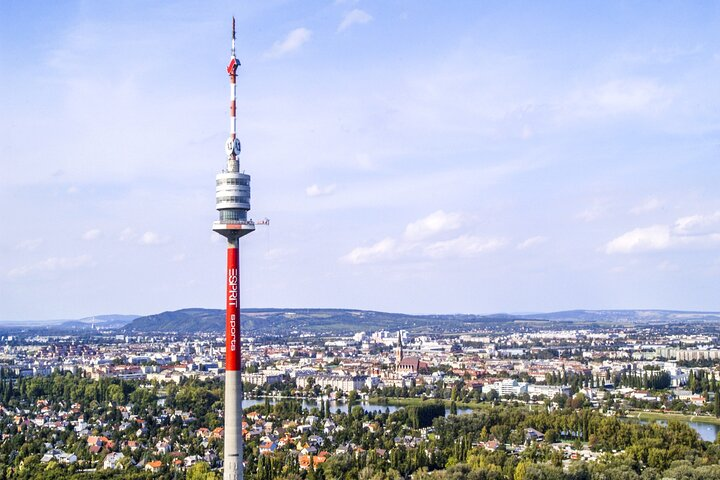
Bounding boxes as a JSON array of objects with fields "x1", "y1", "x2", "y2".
[{"x1": 214, "y1": 169, "x2": 254, "y2": 239}]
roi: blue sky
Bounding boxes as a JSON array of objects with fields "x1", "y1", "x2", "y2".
[{"x1": 1, "y1": 1, "x2": 720, "y2": 321}]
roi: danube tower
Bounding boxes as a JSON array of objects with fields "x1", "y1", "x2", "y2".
[{"x1": 213, "y1": 17, "x2": 254, "y2": 480}]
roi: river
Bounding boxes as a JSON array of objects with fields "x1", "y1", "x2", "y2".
[{"x1": 637, "y1": 418, "x2": 719, "y2": 442}]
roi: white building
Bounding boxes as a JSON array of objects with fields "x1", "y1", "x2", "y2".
[
  {"x1": 103, "y1": 452, "x2": 125, "y2": 470},
  {"x1": 41, "y1": 449, "x2": 77, "y2": 465},
  {"x1": 485, "y1": 379, "x2": 528, "y2": 396},
  {"x1": 528, "y1": 384, "x2": 570, "y2": 398},
  {"x1": 243, "y1": 371, "x2": 285, "y2": 386},
  {"x1": 296, "y1": 374, "x2": 366, "y2": 392}
]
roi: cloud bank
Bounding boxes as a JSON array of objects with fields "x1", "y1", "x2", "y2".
[
  {"x1": 342, "y1": 211, "x2": 504, "y2": 264},
  {"x1": 606, "y1": 212, "x2": 720, "y2": 254}
]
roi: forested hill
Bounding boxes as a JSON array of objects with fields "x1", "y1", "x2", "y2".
[
  {"x1": 121, "y1": 308, "x2": 720, "y2": 336},
  {"x1": 121, "y1": 308, "x2": 518, "y2": 335}
]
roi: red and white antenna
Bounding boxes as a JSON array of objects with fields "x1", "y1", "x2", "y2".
[{"x1": 225, "y1": 17, "x2": 242, "y2": 171}]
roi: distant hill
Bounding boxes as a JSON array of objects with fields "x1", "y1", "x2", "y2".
[
  {"x1": 121, "y1": 307, "x2": 720, "y2": 335},
  {"x1": 0, "y1": 314, "x2": 139, "y2": 329},
  {"x1": 59, "y1": 314, "x2": 140, "y2": 330},
  {"x1": 519, "y1": 310, "x2": 720, "y2": 324},
  {"x1": 122, "y1": 308, "x2": 516, "y2": 335},
  {"x1": 123, "y1": 308, "x2": 225, "y2": 333}
]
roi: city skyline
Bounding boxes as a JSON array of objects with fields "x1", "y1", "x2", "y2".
[{"x1": 2, "y1": 1, "x2": 720, "y2": 321}]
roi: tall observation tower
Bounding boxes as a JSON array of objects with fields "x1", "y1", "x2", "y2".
[{"x1": 213, "y1": 17, "x2": 254, "y2": 480}]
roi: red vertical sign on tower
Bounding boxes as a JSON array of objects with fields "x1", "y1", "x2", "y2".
[{"x1": 226, "y1": 246, "x2": 240, "y2": 371}]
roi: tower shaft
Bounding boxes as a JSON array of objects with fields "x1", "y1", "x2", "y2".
[{"x1": 224, "y1": 238, "x2": 243, "y2": 480}]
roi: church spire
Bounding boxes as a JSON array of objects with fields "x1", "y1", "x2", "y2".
[{"x1": 395, "y1": 330, "x2": 404, "y2": 365}]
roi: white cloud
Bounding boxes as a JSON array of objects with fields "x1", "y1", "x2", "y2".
[
  {"x1": 171, "y1": 253, "x2": 186, "y2": 262},
  {"x1": 605, "y1": 225, "x2": 672, "y2": 254},
  {"x1": 306, "y1": 183, "x2": 337, "y2": 197},
  {"x1": 139, "y1": 231, "x2": 168, "y2": 245},
  {"x1": 516, "y1": 236, "x2": 547, "y2": 250},
  {"x1": 404, "y1": 210, "x2": 463, "y2": 241},
  {"x1": 630, "y1": 197, "x2": 663, "y2": 215},
  {"x1": 7, "y1": 254, "x2": 95, "y2": 278},
  {"x1": 606, "y1": 212, "x2": 720, "y2": 254},
  {"x1": 82, "y1": 228, "x2": 101, "y2": 240},
  {"x1": 424, "y1": 235, "x2": 504, "y2": 259},
  {"x1": 266, "y1": 28, "x2": 312, "y2": 58},
  {"x1": 674, "y1": 212, "x2": 720, "y2": 235},
  {"x1": 342, "y1": 238, "x2": 397, "y2": 264},
  {"x1": 338, "y1": 9, "x2": 373, "y2": 32},
  {"x1": 119, "y1": 228, "x2": 168, "y2": 245},
  {"x1": 342, "y1": 211, "x2": 503, "y2": 264}
]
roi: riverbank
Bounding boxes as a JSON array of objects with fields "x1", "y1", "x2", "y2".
[
  {"x1": 242, "y1": 396, "x2": 719, "y2": 441},
  {"x1": 368, "y1": 395, "x2": 489, "y2": 411},
  {"x1": 244, "y1": 395, "x2": 720, "y2": 427},
  {"x1": 371, "y1": 399, "x2": 720, "y2": 428},
  {"x1": 627, "y1": 409, "x2": 720, "y2": 426}
]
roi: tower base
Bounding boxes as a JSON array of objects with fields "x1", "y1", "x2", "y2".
[{"x1": 224, "y1": 370, "x2": 244, "y2": 480}]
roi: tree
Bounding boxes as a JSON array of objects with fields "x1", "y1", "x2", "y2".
[
  {"x1": 107, "y1": 384, "x2": 125, "y2": 405},
  {"x1": 514, "y1": 460, "x2": 531, "y2": 480},
  {"x1": 407, "y1": 402, "x2": 445, "y2": 429},
  {"x1": 188, "y1": 461, "x2": 220, "y2": 480},
  {"x1": 348, "y1": 390, "x2": 358, "y2": 407}
]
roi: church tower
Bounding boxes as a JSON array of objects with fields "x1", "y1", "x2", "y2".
[{"x1": 395, "y1": 330, "x2": 404, "y2": 366}]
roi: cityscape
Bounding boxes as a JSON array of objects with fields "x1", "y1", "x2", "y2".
[
  {"x1": 2, "y1": 309, "x2": 720, "y2": 479},
  {"x1": 2, "y1": 2, "x2": 720, "y2": 480}
]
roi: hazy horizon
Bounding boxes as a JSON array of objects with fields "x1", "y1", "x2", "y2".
[{"x1": 4, "y1": 306, "x2": 720, "y2": 326}]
